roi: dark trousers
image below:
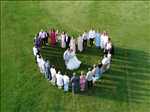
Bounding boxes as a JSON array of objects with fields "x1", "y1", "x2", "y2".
[
  {"x1": 87, "y1": 80, "x2": 93, "y2": 88},
  {"x1": 45, "y1": 37, "x2": 48, "y2": 44},
  {"x1": 72, "y1": 85, "x2": 78, "y2": 94},
  {"x1": 90, "y1": 38, "x2": 94, "y2": 47},
  {"x1": 83, "y1": 40, "x2": 87, "y2": 50},
  {"x1": 66, "y1": 42, "x2": 70, "y2": 49}
]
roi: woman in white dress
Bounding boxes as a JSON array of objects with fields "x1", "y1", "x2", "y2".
[
  {"x1": 61, "y1": 32, "x2": 66, "y2": 48},
  {"x1": 66, "y1": 49, "x2": 81, "y2": 70},
  {"x1": 69, "y1": 37, "x2": 76, "y2": 52},
  {"x1": 63, "y1": 74, "x2": 70, "y2": 92},
  {"x1": 77, "y1": 35, "x2": 83, "y2": 52}
]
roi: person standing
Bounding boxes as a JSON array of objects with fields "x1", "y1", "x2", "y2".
[
  {"x1": 63, "y1": 73, "x2": 70, "y2": 92},
  {"x1": 44, "y1": 59, "x2": 52, "y2": 80},
  {"x1": 63, "y1": 48, "x2": 70, "y2": 66},
  {"x1": 65, "y1": 33, "x2": 71, "y2": 49},
  {"x1": 50, "y1": 29, "x2": 57, "y2": 47},
  {"x1": 56, "y1": 71, "x2": 64, "y2": 89},
  {"x1": 80, "y1": 71, "x2": 86, "y2": 92},
  {"x1": 69, "y1": 37, "x2": 76, "y2": 52},
  {"x1": 60, "y1": 32, "x2": 66, "y2": 48},
  {"x1": 95, "y1": 31, "x2": 101, "y2": 48},
  {"x1": 104, "y1": 38, "x2": 112, "y2": 54},
  {"x1": 88, "y1": 28, "x2": 96, "y2": 47},
  {"x1": 82, "y1": 31, "x2": 88, "y2": 50},
  {"x1": 86, "y1": 68, "x2": 93, "y2": 88},
  {"x1": 92, "y1": 64, "x2": 100, "y2": 85},
  {"x1": 77, "y1": 34, "x2": 83, "y2": 52},
  {"x1": 39, "y1": 29, "x2": 47, "y2": 46},
  {"x1": 37, "y1": 55, "x2": 45, "y2": 74},
  {"x1": 71, "y1": 73, "x2": 79, "y2": 94},
  {"x1": 50, "y1": 65, "x2": 57, "y2": 85},
  {"x1": 101, "y1": 54, "x2": 110, "y2": 73}
]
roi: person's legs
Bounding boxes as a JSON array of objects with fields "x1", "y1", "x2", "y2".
[
  {"x1": 90, "y1": 39, "x2": 94, "y2": 47},
  {"x1": 90, "y1": 39, "x2": 92, "y2": 47},
  {"x1": 84, "y1": 40, "x2": 87, "y2": 50},
  {"x1": 89, "y1": 81, "x2": 93, "y2": 88},
  {"x1": 87, "y1": 81, "x2": 90, "y2": 89},
  {"x1": 72, "y1": 85, "x2": 75, "y2": 94}
]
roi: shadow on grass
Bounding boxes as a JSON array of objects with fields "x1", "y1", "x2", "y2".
[{"x1": 41, "y1": 45, "x2": 150, "y2": 104}]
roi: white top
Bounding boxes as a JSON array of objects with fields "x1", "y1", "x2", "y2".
[
  {"x1": 63, "y1": 75, "x2": 70, "y2": 85},
  {"x1": 33, "y1": 46, "x2": 38, "y2": 56},
  {"x1": 102, "y1": 57, "x2": 109, "y2": 65},
  {"x1": 39, "y1": 32, "x2": 47, "y2": 39},
  {"x1": 82, "y1": 32, "x2": 88, "y2": 40},
  {"x1": 103, "y1": 35, "x2": 109, "y2": 44},
  {"x1": 56, "y1": 73, "x2": 64, "y2": 86},
  {"x1": 106, "y1": 42, "x2": 112, "y2": 50},
  {"x1": 88, "y1": 30, "x2": 96, "y2": 39},
  {"x1": 86, "y1": 71, "x2": 93, "y2": 81},
  {"x1": 107, "y1": 53, "x2": 112, "y2": 60},
  {"x1": 50, "y1": 68, "x2": 56, "y2": 77}
]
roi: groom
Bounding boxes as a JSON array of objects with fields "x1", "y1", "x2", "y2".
[{"x1": 65, "y1": 34, "x2": 71, "y2": 49}]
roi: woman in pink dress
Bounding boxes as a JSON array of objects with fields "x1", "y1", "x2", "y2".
[
  {"x1": 50, "y1": 29, "x2": 57, "y2": 47},
  {"x1": 69, "y1": 37, "x2": 76, "y2": 52},
  {"x1": 61, "y1": 32, "x2": 66, "y2": 48},
  {"x1": 80, "y1": 71, "x2": 86, "y2": 91}
]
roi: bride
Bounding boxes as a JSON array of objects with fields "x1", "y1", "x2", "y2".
[{"x1": 63, "y1": 48, "x2": 81, "y2": 70}]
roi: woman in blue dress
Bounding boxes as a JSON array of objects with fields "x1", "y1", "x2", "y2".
[{"x1": 95, "y1": 31, "x2": 101, "y2": 48}]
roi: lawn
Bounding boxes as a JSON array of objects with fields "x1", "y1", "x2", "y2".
[{"x1": 1, "y1": 1, "x2": 150, "y2": 112}]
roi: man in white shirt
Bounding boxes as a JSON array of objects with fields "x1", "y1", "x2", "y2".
[
  {"x1": 86, "y1": 68, "x2": 93, "y2": 88},
  {"x1": 82, "y1": 31, "x2": 88, "y2": 50},
  {"x1": 39, "y1": 29, "x2": 47, "y2": 46},
  {"x1": 88, "y1": 28, "x2": 96, "y2": 47}
]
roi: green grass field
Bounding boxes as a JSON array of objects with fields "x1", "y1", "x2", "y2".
[{"x1": 1, "y1": 1, "x2": 150, "y2": 112}]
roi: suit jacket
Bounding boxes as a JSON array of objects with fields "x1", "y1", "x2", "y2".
[{"x1": 65, "y1": 35, "x2": 71, "y2": 44}]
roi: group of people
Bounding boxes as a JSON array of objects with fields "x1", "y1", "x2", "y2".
[{"x1": 32, "y1": 28, "x2": 114, "y2": 94}]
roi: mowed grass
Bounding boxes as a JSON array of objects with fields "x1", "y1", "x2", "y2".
[{"x1": 1, "y1": 1, "x2": 150, "y2": 112}]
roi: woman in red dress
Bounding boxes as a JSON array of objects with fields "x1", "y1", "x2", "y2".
[{"x1": 49, "y1": 29, "x2": 57, "y2": 47}]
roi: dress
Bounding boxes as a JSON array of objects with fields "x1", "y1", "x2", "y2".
[
  {"x1": 66, "y1": 51, "x2": 81, "y2": 70},
  {"x1": 63, "y1": 50, "x2": 70, "y2": 65},
  {"x1": 50, "y1": 31, "x2": 56, "y2": 47},
  {"x1": 77, "y1": 36, "x2": 83, "y2": 52},
  {"x1": 61, "y1": 34, "x2": 66, "y2": 48},
  {"x1": 95, "y1": 33, "x2": 101, "y2": 48},
  {"x1": 100, "y1": 34, "x2": 105, "y2": 49},
  {"x1": 56, "y1": 73, "x2": 63, "y2": 89},
  {"x1": 70, "y1": 38, "x2": 76, "y2": 52},
  {"x1": 63, "y1": 75, "x2": 70, "y2": 92},
  {"x1": 103, "y1": 35, "x2": 109, "y2": 49},
  {"x1": 80, "y1": 75, "x2": 86, "y2": 91}
]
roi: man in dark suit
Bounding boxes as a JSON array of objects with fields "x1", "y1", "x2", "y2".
[{"x1": 65, "y1": 33, "x2": 71, "y2": 49}]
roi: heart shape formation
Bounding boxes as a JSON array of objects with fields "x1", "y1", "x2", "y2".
[{"x1": 33, "y1": 29, "x2": 114, "y2": 93}]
